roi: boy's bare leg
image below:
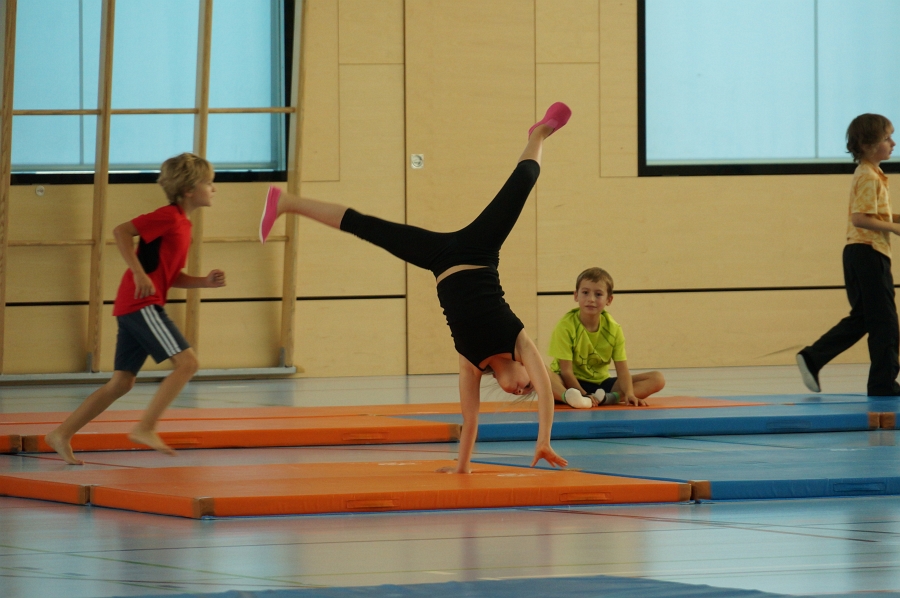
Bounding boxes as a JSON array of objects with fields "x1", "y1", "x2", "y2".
[
  {"x1": 45, "y1": 370, "x2": 137, "y2": 465},
  {"x1": 613, "y1": 371, "x2": 666, "y2": 400},
  {"x1": 277, "y1": 192, "x2": 348, "y2": 229},
  {"x1": 128, "y1": 348, "x2": 199, "y2": 456},
  {"x1": 546, "y1": 366, "x2": 568, "y2": 403}
]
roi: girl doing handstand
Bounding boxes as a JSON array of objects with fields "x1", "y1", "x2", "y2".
[{"x1": 260, "y1": 103, "x2": 572, "y2": 473}]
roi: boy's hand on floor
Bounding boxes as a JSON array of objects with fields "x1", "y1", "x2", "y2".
[{"x1": 624, "y1": 393, "x2": 646, "y2": 406}]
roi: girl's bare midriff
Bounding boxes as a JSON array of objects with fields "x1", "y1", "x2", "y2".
[{"x1": 435, "y1": 264, "x2": 487, "y2": 285}]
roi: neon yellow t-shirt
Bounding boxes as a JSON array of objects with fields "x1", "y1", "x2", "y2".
[{"x1": 548, "y1": 308, "x2": 626, "y2": 384}]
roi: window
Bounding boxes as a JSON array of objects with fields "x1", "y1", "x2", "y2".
[
  {"x1": 640, "y1": 0, "x2": 900, "y2": 175},
  {"x1": 11, "y1": 0, "x2": 290, "y2": 181}
]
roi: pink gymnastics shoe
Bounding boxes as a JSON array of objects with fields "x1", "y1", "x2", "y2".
[
  {"x1": 259, "y1": 186, "x2": 282, "y2": 244},
  {"x1": 528, "y1": 102, "x2": 572, "y2": 137}
]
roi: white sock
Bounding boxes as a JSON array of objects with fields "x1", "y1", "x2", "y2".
[{"x1": 564, "y1": 388, "x2": 592, "y2": 409}]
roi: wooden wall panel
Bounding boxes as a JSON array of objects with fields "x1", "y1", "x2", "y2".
[
  {"x1": 599, "y1": 0, "x2": 637, "y2": 177},
  {"x1": 3, "y1": 306, "x2": 88, "y2": 374},
  {"x1": 199, "y1": 243, "x2": 284, "y2": 300},
  {"x1": 301, "y1": 0, "x2": 340, "y2": 182},
  {"x1": 7, "y1": 246, "x2": 91, "y2": 303},
  {"x1": 295, "y1": 298, "x2": 406, "y2": 376},
  {"x1": 295, "y1": 63, "x2": 406, "y2": 298},
  {"x1": 8, "y1": 184, "x2": 94, "y2": 241},
  {"x1": 537, "y1": 290, "x2": 870, "y2": 370},
  {"x1": 535, "y1": 0, "x2": 599, "y2": 63},
  {"x1": 199, "y1": 301, "x2": 282, "y2": 369},
  {"x1": 338, "y1": 0, "x2": 403, "y2": 64},
  {"x1": 536, "y1": 174, "x2": 864, "y2": 294},
  {"x1": 405, "y1": 0, "x2": 536, "y2": 374},
  {"x1": 201, "y1": 182, "x2": 271, "y2": 238},
  {"x1": 535, "y1": 63, "x2": 600, "y2": 280}
]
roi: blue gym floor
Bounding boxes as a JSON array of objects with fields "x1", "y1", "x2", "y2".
[{"x1": 2, "y1": 364, "x2": 900, "y2": 598}]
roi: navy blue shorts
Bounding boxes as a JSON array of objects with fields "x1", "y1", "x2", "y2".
[
  {"x1": 577, "y1": 377, "x2": 617, "y2": 395},
  {"x1": 114, "y1": 305, "x2": 190, "y2": 373}
]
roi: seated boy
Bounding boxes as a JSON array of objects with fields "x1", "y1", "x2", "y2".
[{"x1": 547, "y1": 267, "x2": 665, "y2": 408}]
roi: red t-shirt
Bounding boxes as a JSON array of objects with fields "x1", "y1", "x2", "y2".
[{"x1": 113, "y1": 204, "x2": 192, "y2": 316}]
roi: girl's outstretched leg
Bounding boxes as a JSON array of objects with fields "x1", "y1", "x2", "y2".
[
  {"x1": 260, "y1": 185, "x2": 450, "y2": 271},
  {"x1": 260, "y1": 187, "x2": 349, "y2": 243}
]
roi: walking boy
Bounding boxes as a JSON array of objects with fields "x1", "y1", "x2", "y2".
[
  {"x1": 45, "y1": 153, "x2": 226, "y2": 464},
  {"x1": 547, "y1": 267, "x2": 665, "y2": 408},
  {"x1": 797, "y1": 114, "x2": 900, "y2": 396}
]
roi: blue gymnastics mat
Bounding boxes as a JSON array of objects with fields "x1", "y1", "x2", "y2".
[
  {"x1": 716, "y1": 393, "x2": 866, "y2": 404},
  {"x1": 115, "y1": 574, "x2": 804, "y2": 598},
  {"x1": 476, "y1": 433, "x2": 900, "y2": 500},
  {"x1": 404, "y1": 403, "x2": 877, "y2": 441},
  {"x1": 732, "y1": 393, "x2": 900, "y2": 411}
]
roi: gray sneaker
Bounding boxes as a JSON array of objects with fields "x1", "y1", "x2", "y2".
[{"x1": 796, "y1": 352, "x2": 821, "y2": 393}]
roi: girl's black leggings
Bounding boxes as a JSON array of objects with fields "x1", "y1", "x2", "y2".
[{"x1": 339, "y1": 159, "x2": 540, "y2": 277}]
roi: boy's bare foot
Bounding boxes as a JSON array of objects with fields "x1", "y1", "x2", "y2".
[
  {"x1": 44, "y1": 430, "x2": 82, "y2": 465},
  {"x1": 128, "y1": 428, "x2": 176, "y2": 456}
]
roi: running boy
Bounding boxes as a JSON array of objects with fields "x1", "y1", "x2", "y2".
[
  {"x1": 45, "y1": 153, "x2": 226, "y2": 464},
  {"x1": 548, "y1": 267, "x2": 665, "y2": 408},
  {"x1": 797, "y1": 114, "x2": 900, "y2": 396}
]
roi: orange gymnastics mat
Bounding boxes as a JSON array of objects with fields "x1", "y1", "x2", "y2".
[
  {"x1": 0, "y1": 396, "x2": 763, "y2": 425},
  {"x1": 0, "y1": 398, "x2": 762, "y2": 454},
  {"x1": 0, "y1": 460, "x2": 691, "y2": 518},
  {"x1": 0, "y1": 397, "x2": 765, "y2": 425},
  {"x1": 5, "y1": 415, "x2": 459, "y2": 454},
  {"x1": 0, "y1": 433, "x2": 20, "y2": 454}
]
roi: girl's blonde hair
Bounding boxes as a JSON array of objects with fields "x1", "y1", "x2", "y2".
[
  {"x1": 480, "y1": 371, "x2": 538, "y2": 406},
  {"x1": 157, "y1": 153, "x2": 214, "y2": 205}
]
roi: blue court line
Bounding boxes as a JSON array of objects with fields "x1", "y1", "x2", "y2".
[
  {"x1": 114, "y1": 573, "x2": 801, "y2": 598},
  {"x1": 476, "y1": 435, "x2": 900, "y2": 500},
  {"x1": 403, "y1": 403, "x2": 875, "y2": 441}
]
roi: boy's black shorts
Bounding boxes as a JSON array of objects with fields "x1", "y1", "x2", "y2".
[
  {"x1": 577, "y1": 377, "x2": 617, "y2": 395},
  {"x1": 114, "y1": 305, "x2": 190, "y2": 374}
]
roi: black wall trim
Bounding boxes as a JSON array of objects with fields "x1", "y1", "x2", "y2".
[
  {"x1": 11, "y1": 170, "x2": 288, "y2": 186},
  {"x1": 539, "y1": 285, "x2": 849, "y2": 297}
]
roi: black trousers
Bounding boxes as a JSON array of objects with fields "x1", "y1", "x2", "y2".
[
  {"x1": 339, "y1": 160, "x2": 540, "y2": 278},
  {"x1": 803, "y1": 243, "x2": 900, "y2": 396}
]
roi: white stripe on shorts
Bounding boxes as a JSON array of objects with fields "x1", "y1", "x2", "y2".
[{"x1": 140, "y1": 306, "x2": 181, "y2": 356}]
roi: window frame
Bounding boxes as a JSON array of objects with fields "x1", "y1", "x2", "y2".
[
  {"x1": 9, "y1": 0, "x2": 294, "y2": 185},
  {"x1": 637, "y1": 0, "x2": 900, "y2": 177}
]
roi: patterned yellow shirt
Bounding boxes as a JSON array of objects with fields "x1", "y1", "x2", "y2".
[{"x1": 847, "y1": 160, "x2": 892, "y2": 259}]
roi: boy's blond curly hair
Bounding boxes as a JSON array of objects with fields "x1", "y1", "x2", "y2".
[{"x1": 157, "y1": 153, "x2": 214, "y2": 205}]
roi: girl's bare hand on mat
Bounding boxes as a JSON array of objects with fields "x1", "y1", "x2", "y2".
[
  {"x1": 436, "y1": 465, "x2": 471, "y2": 474},
  {"x1": 532, "y1": 445, "x2": 567, "y2": 468}
]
